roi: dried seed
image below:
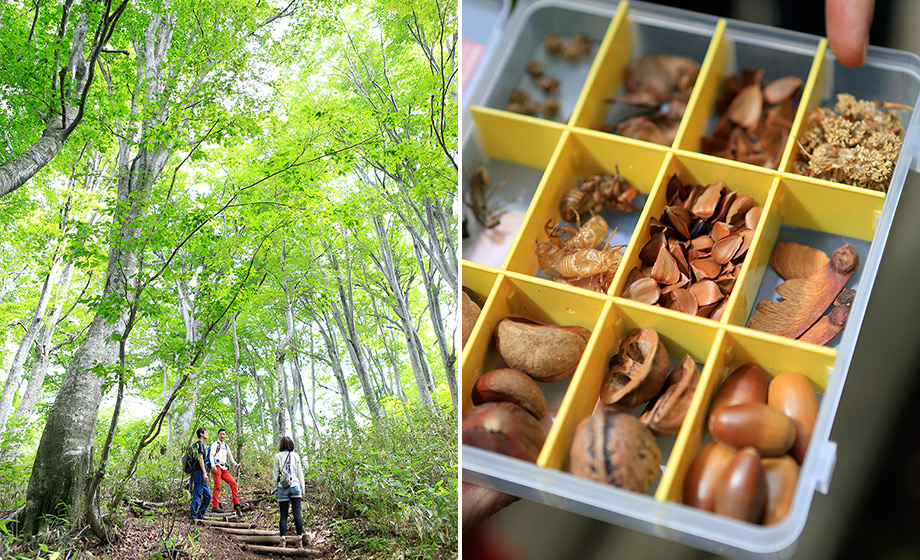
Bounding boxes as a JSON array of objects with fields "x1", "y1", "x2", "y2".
[
  {"x1": 763, "y1": 77, "x2": 803, "y2": 104},
  {"x1": 750, "y1": 245, "x2": 859, "y2": 339},
  {"x1": 691, "y1": 182, "x2": 725, "y2": 218},
  {"x1": 689, "y1": 279, "x2": 723, "y2": 306},
  {"x1": 527, "y1": 59, "x2": 545, "y2": 78},
  {"x1": 726, "y1": 194, "x2": 756, "y2": 224},
  {"x1": 664, "y1": 206, "x2": 692, "y2": 239},
  {"x1": 651, "y1": 244, "x2": 681, "y2": 285},
  {"x1": 727, "y1": 85, "x2": 763, "y2": 128},
  {"x1": 710, "y1": 221, "x2": 731, "y2": 241},
  {"x1": 640, "y1": 232, "x2": 667, "y2": 265},
  {"x1": 668, "y1": 288, "x2": 699, "y2": 315},
  {"x1": 770, "y1": 241, "x2": 829, "y2": 280},
  {"x1": 623, "y1": 276, "x2": 660, "y2": 305},
  {"x1": 745, "y1": 206, "x2": 763, "y2": 230},
  {"x1": 691, "y1": 256, "x2": 722, "y2": 280},
  {"x1": 712, "y1": 234, "x2": 743, "y2": 264}
]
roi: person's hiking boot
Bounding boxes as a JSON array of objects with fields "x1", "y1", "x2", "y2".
[{"x1": 211, "y1": 506, "x2": 225, "y2": 514}]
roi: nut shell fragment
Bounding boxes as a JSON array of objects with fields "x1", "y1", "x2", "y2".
[
  {"x1": 494, "y1": 318, "x2": 591, "y2": 381},
  {"x1": 639, "y1": 355, "x2": 701, "y2": 436},
  {"x1": 569, "y1": 409, "x2": 661, "y2": 493},
  {"x1": 472, "y1": 368, "x2": 547, "y2": 420},
  {"x1": 600, "y1": 329, "x2": 671, "y2": 408},
  {"x1": 461, "y1": 291, "x2": 482, "y2": 348},
  {"x1": 462, "y1": 402, "x2": 546, "y2": 462}
]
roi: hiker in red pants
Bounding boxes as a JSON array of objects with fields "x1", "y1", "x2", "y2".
[{"x1": 208, "y1": 428, "x2": 243, "y2": 517}]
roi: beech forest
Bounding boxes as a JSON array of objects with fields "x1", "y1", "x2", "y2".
[{"x1": 0, "y1": 0, "x2": 458, "y2": 558}]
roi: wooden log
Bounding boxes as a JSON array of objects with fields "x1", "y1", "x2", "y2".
[
  {"x1": 214, "y1": 528, "x2": 278, "y2": 536},
  {"x1": 198, "y1": 519, "x2": 255, "y2": 528},
  {"x1": 241, "y1": 544, "x2": 320, "y2": 556},
  {"x1": 229, "y1": 535, "x2": 304, "y2": 546}
]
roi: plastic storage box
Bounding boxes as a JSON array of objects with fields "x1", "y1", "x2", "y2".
[{"x1": 460, "y1": 1, "x2": 920, "y2": 558}]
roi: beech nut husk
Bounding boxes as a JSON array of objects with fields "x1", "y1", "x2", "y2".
[
  {"x1": 569, "y1": 409, "x2": 661, "y2": 493},
  {"x1": 709, "y1": 402, "x2": 796, "y2": 457},
  {"x1": 600, "y1": 329, "x2": 670, "y2": 408},
  {"x1": 639, "y1": 354, "x2": 701, "y2": 436},
  {"x1": 494, "y1": 318, "x2": 591, "y2": 381},
  {"x1": 767, "y1": 372, "x2": 818, "y2": 464},
  {"x1": 714, "y1": 446, "x2": 767, "y2": 523},
  {"x1": 472, "y1": 368, "x2": 547, "y2": 420},
  {"x1": 461, "y1": 291, "x2": 481, "y2": 349},
  {"x1": 462, "y1": 402, "x2": 546, "y2": 462}
]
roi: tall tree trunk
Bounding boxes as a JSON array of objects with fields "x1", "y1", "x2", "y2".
[
  {"x1": 316, "y1": 315, "x2": 356, "y2": 428},
  {"x1": 232, "y1": 316, "x2": 243, "y2": 463},
  {"x1": 20, "y1": 13, "x2": 175, "y2": 534},
  {"x1": 412, "y1": 239, "x2": 456, "y2": 407},
  {"x1": 0, "y1": 0, "x2": 129, "y2": 198},
  {"x1": 370, "y1": 216, "x2": 434, "y2": 409},
  {"x1": 324, "y1": 245, "x2": 384, "y2": 422}
]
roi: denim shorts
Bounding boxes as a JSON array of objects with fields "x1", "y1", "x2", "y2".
[{"x1": 277, "y1": 485, "x2": 303, "y2": 502}]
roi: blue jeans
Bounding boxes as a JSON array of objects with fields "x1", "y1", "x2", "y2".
[
  {"x1": 276, "y1": 484, "x2": 303, "y2": 502},
  {"x1": 190, "y1": 470, "x2": 211, "y2": 519}
]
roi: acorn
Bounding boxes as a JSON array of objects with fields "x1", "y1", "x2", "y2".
[
  {"x1": 714, "y1": 447, "x2": 767, "y2": 522},
  {"x1": 709, "y1": 402, "x2": 795, "y2": 456},
  {"x1": 767, "y1": 372, "x2": 819, "y2": 463}
]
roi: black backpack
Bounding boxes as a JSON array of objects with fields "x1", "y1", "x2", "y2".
[{"x1": 183, "y1": 441, "x2": 202, "y2": 474}]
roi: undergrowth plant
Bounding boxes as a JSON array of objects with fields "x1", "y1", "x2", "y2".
[{"x1": 304, "y1": 401, "x2": 457, "y2": 559}]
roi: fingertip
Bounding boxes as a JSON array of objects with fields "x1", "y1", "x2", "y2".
[{"x1": 826, "y1": 0, "x2": 874, "y2": 67}]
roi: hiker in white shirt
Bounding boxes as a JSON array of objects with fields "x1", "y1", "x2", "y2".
[
  {"x1": 272, "y1": 436, "x2": 306, "y2": 546},
  {"x1": 208, "y1": 428, "x2": 243, "y2": 517}
]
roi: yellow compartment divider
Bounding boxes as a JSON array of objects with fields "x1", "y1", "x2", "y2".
[
  {"x1": 655, "y1": 328, "x2": 728, "y2": 503},
  {"x1": 721, "y1": 323, "x2": 836, "y2": 389},
  {"x1": 609, "y1": 151, "x2": 675, "y2": 295},
  {"x1": 469, "y1": 105, "x2": 566, "y2": 169},
  {"x1": 672, "y1": 19, "x2": 727, "y2": 151},
  {"x1": 461, "y1": 271, "x2": 509, "y2": 412},
  {"x1": 537, "y1": 298, "x2": 616, "y2": 469},
  {"x1": 779, "y1": 39, "x2": 828, "y2": 173},
  {"x1": 570, "y1": 1, "x2": 630, "y2": 128},
  {"x1": 719, "y1": 175, "x2": 782, "y2": 327},
  {"x1": 774, "y1": 175, "x2": 884, "y2": 240}
]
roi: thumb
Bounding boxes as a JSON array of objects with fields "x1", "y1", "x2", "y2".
[{"x1": 826, "y1": 0, "x2": 875, "y2": 67}]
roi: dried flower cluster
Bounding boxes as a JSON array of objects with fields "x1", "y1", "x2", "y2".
[
  {"x1": 622, "y1": 174, "x2": 763, "y2": 318},
  {"x1": 601, "y1": 54, "x2": 699, "y2": 146},
  {"x1": 506, "y1": 33, "x2": 592, "y2": 120},
  {"x1": 535, "y1": 215, "x2": 625, "y2": 293},
  {"x1": 702, "y1": 69, "x2": 803, "y2": 169},
  {"x1": 794, "y1": 93, "x2": 905, "y2": 192}
]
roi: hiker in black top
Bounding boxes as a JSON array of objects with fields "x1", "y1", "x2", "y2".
[{"x1": 189, "y1": 427, "x2": 212, "y2": 520}]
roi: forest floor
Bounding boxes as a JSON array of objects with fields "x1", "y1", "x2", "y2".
[
  {"x1": 3, "y1": 483, "x2": 396, "y2": 560},
  {"x1": 86, "y1": 485, "x2": 358, "y2": 560}
]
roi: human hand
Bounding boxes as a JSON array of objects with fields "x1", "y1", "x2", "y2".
[
  {"x1": 462, "y1": 481, "x2": 519, "y2": 531},
  {"x1": 826, "y1": 0, "x2": 874, "y2": 66}
]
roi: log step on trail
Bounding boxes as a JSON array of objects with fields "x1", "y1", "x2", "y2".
[
  {"x1": 214, "y1": 528, "x2": 278, "y2": 536},
  {"x1": 230, "y1": 535, "x2": 306, "y2": 546},
  {"x1": 199, "y1": 519, "x2": 256, "y2": 529},
  {"x1": 241, "y1": 544, "x2": 321, "y2": 556}
]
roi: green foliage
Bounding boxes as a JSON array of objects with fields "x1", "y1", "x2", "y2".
[{"x1": 305, "y1": 402, "x2": 457, "y2": 559}]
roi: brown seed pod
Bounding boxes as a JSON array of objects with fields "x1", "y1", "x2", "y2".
[
  {"x1": 462, "y1": 402, "x2": 546, "y2": 462},
  {"x1": 714, "y1": 447, "x2": 767, "y2": 522},
  {"x1": 710, "y1": 363, "x2": 769, "y2": 412},
  {"x1": 472, "y1": 368, "x2": 547, "y2": 420},
  {"x1": 683, "y1": 441, "x2": 737, "y2": 511},
  {"x1": 569, "y1": 409, "x2": 661, "y2": 493},
  {"x1": 761, "y1": 454, "x2": 799, "y2": 524},
  {"x1": 600, "y1": 329, "x2": 671, "y2": 408},
  {"x1": 767, "y1": 372, "x2": 818, "y2": 463},
  {"x1": 493, "y1": 317, "x2": 591, "y2": 381},
  {"x1": 461, "y1": 291, "x2": 481, "y2": 349},
  {"x1": 639, "y1": 354, "x2": 701, "y2": 436},
  {"x1": 709, "y1": 403, "x2": 796, "y2": 457}
]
